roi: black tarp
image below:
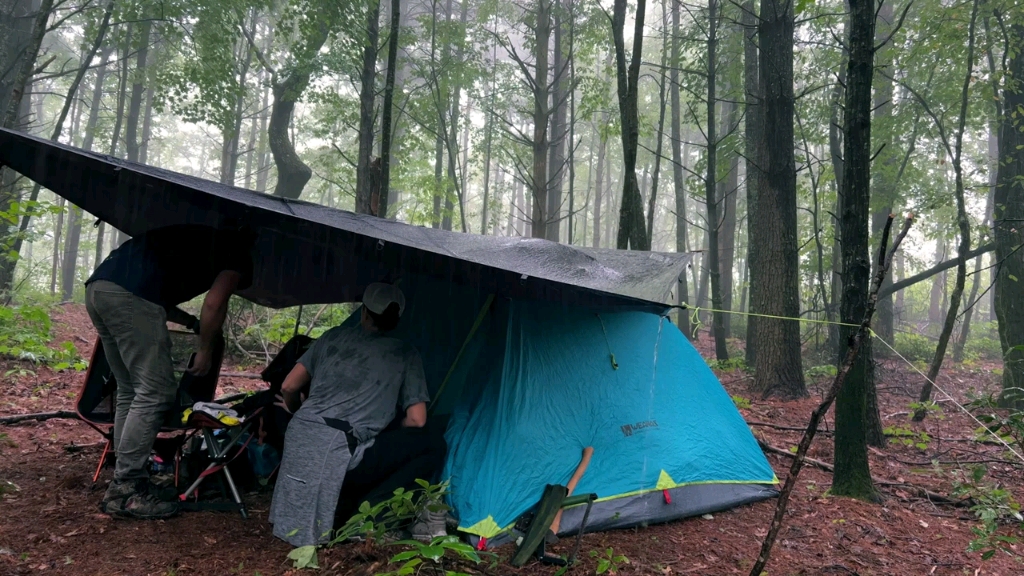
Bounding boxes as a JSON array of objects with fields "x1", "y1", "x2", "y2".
[{"x1": 0, "y1": 128, "x2": 690, "y2": 311}]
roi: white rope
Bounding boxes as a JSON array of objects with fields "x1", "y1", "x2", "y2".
[{"x1": 870, "y1": 331, "x2": 1024, "y2": 465}]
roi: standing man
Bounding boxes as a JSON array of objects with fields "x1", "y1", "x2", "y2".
[
  {"x1": 86, "y1": 223, "x2": 257, "y2": 519},
  {"x1": 269, "y1": 282, "x2": 447, "y2": 547}
]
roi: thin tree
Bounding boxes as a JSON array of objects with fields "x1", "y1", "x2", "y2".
[
  {"x1": 673, "y1": 0, "x2": 692, "y2": 339},
  {"x1": 832, "y1": 0, "x2": 880, "y2": 502},
  {"x1": 741, "y1": 0, "x2": 759, "y2": 363},
  {"x1": 356, "y1": 0, "x2": 381, "y2": 215},
  {"x1": 610, "y1": 0, "x2": 650, "y2": 250},
  {"x1": 704, "y1": 0, "x2": 729, "y2": 360},
  {"x1": 377, "y1": 0, "x2": 401, "y2": 219},
  {"x1": 647, "y1": 0, "x2": 669, "y2": 244},
  {"x1": 913, "y1": 0, "x2": 980, "y2": 421}
]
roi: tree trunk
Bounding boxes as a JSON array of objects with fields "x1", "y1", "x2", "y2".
[
  {"x1": 0, "y1": 0, "x2": 41, "y2": 123},
  {"x1": 355, "y1": 0, "x2": 380, "y2": 215},
  {"x1": 221, "y1": 24, "x2": 253, "y2": 187},
  {"x1": 952, "y1": 252, "x2": 984, "y2": 363},
  {"x1": 741, "y1": 0, "x2": 760, "y2": 364},
  {"x1": 914, "y1": 0, "x2": 980, "y2": 419},
  {"x1": 1, "y1": 0, "x2": 111, "y2": 292},
  {"x1": 895, "y1": 249, "x2": 905, "y2": 313},
  {"x1": 611, "y1": 0, "x2": 650, "y2": 251},
  {"x1": 513, "y1": 177, "x2": 525, "y2": 236},
  {"x1": 992, "y1": 24, "x2": 1024, "y2": 407},
  {"x1": 139, "y1": 86, "x2": 154, "y2": 164},
  {"x1": 531, "y1": 0, "x2": 551, "y2": 238},
  {"x1": 928, "y1": 240, "x2": 947, "y2": 327},
  {"x1": 831, "y1": 0, "x2": 878, "y2": 502},
  {"x1": 718, "y1": 93, "x2": 739, "y2": 340},
  {"x1": 1, "y1": 0, "x2": 52, "y2": 129},
  {"x1": 567, "y1": 9, "x2": 576, "y2": 244},
  {"x1": 647, "y1": 0, "x2": 669, "y2": 245},
  {"x1": 378, "y1": 0, "x2": 400, "y2": 220},
  {"x1": 269, "y1": 19, "x2": 330, "y2": 200},
  {"x1": 704, "y1": 0, "x2": 728, "y2": 359},
  {"x1": 826, "y1": 57, "x2": 848, "y2": 355},
  {"x1": 870, "y1": 0, "x2": 896, "y2": 346},
  {"x1": 125, "y1": 21, "x2": 151, "y2": 164},
  {"x1": 243, "y1": 91, "x2": 259, "y2": 190},
  {"x1": 480, "y1": 23, "x2": 498, "y2": 234},
  {"x1": 593, "y1": 118, "x2": 607, "y2": 248},
  {"x1": 255, "y1": 78, "x2": 271, "y2": 192},
  {"x1": 984, "y1": 21, "x2": 1000, "y2": 323},
  {"x1": 750, "y1": 0, "x2": 805, "y2": 397},
  {"x1": 546, "y1": 0, "x2": 567, "y2": 241},
  {"x1": 440, "y1": 0, "x2": 469, "y2": 232},
  {"x1": 0, "y1": 0, "x2": 52, "y2": 292}
]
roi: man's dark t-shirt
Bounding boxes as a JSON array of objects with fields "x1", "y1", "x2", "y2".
[{"x1": 87, "y1": 224, "x2": 255, "y2": 308}]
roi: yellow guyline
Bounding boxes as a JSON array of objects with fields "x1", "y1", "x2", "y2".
[{"x1": 675, "y1": 303, "x2": 1024, "y2": 466}]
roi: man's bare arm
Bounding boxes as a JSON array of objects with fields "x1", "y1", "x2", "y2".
[
  {"x1": 402, "y1": 402, "x2": 427, "y2": 428},
  {"x1": 279, "y1": 363, "x2": 311, "y2": 413}
]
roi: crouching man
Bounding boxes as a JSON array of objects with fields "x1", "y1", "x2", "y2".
[
  {"x1": 269, "y1": 283, "x2": 448, "y2": 547},
  {"x1": 85, "y1": 224, "x2": 256, "y2": 519}
]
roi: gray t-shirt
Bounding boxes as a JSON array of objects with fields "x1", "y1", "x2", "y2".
[{"x1": 295, "y1": 326, "x2": 429, "y2": 442}]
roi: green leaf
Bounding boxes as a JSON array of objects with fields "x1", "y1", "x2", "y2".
[
  {"x1": 390, "y1": 551, "x2": 422, "y2": 562},
  {"x1": 286, "y1": 545, "x2": 319, "y2": 569},
  {"x1": 981, "y1": 549, "x2": 995, "y2": 560},
  {"x1": 419, "y1": 545, "x2": 445, "y2": 561}
]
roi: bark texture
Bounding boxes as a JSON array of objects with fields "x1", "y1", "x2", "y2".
[
  {"x1": 750, "y1": 0, "x2": 805, "y2": 397},
  {"x1": 832, "y1": 0, "x2": 879, "y2": 502},
  {"x1": 611, "y1": 0, "x2": 650, "y2": 251},
  {"x1": 994, "y1": 24, "x2": 1024, "y2": 407}
]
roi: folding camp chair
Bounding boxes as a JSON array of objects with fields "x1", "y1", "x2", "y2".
[
  {"x1": 510, "y1": 485, "x2": 598, "y2": 568},
  {"x1": 175, "y1": 407, "x2": 262, "y2": 518},
  {"x1": 75, "y1": 330, "x2": 227, "y2": 484}
]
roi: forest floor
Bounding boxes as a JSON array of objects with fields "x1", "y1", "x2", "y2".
[{"x1": 1, "y1": 304, "x2": 1022, "y2": 576}]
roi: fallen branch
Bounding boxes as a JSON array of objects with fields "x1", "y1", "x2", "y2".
[
  {"x1": 0, "y1": 410, "x2": 77, "y2": 425},
  {"x1": 757, "y1": 438, "x2": 834, "y2": 471},
  {"x1": 749, "y1": 421, "x2": 835, "y2": 435},
  {"x1": 749, "y1": 214, "x2": 913, "y2": 576},
  {"x1": 0, "y1": 389, "x2": 258, "y2": 426},
  {"x1": 758, "y1": 439, "x2": 972, "y2": 507}
]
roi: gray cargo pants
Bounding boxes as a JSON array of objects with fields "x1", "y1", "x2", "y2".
[{"x1": 85, "y1": 280, "x2": 177, "y2": 482}]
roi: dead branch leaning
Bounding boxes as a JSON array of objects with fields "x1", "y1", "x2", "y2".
[{"x1": 748, "y1": 214, "x2": 913, "y2": 576}]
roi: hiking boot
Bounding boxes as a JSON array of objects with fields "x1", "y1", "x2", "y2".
[
  {"x1": 409, "y1": 506, "x2": 448, "y2": 542},
  {"x1": 99, "y1": 479, "x2": 136, "y2": 515},
  {"x1": 122, "y1": 485, "x2": 180, "y2": 520}
]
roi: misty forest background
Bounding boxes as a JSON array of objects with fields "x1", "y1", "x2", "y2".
[{"x1": 1, "y1": 0, "x2": 1023, "y2": 500}]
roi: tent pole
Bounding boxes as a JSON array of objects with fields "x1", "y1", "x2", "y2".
[
  {"x1": 428, "y1": 294, "x2": 495, "y2": 415},
  {"x1": 293, "y1": 305, "x2": 303, "y2": 338}
]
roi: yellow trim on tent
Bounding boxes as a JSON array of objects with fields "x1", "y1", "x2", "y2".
[
  {"x1": 456, "y1": 477, "x2": 781, "y2": 538},
  {"x1": 460, "y1": 515, "x2": 509, "y2": 538}
]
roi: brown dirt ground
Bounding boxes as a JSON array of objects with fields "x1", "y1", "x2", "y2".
[{"x1": 1, "y1": 305, "x2": 1022, "y2": 575}]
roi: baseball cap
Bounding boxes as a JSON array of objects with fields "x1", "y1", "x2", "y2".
[{"x1": 362, "y1": 283, "x2": 406, "y2": 316}]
